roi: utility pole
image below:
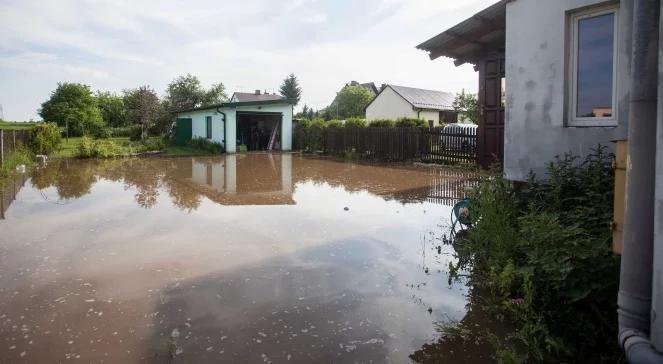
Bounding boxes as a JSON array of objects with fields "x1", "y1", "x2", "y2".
[{"x1": 0, "y1": 104, "x2": 4, "y2": 121}]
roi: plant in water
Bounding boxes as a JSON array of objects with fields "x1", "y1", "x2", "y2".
[
  {"x1": 187, "y1": 137, "x2": 224, "y2": 154},
  {"x1": 447, "y1": 145, "x2": 620, "y2": 363}
]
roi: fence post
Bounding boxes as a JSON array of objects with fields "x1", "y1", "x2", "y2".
[
  {"x1": 1, "y1": 129, "x2": 4, "y2": 168},
  {"x1": 13, "y1": 130, "x2": 16, "y2": 151}
]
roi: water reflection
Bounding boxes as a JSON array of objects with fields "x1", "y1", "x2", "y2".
[
  {"x1": 0, "y1": 174, "x2": 27, "y2": 219},
  {"x1": 26, "y1": 155, "x2": 478, "y2": 212},
  {"x1": 0, "y1": 154, "x2": 482, "y2": 363}
]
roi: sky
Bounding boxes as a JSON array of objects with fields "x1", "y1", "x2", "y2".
[{"x1": 0, "y1": 0, "x2": 496, "y2": 121}]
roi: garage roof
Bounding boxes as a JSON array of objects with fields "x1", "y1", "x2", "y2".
[
  {"x1": 416, "y1": 1, "x2": 506, "y2": 66},
  {"x1": 173, "y1": 98, "x2": 296, "y2": 113}
]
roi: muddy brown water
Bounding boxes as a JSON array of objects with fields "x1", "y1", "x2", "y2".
[{"x1": 0, "y1": 154, "x2": 486, "y2": 363}]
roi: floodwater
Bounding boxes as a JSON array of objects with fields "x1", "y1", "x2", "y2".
[{"x1": 0, "y1": 154, "x2": 483, "y2": 363}]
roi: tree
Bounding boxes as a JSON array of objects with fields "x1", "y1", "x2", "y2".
[
  {"x1": 39, "y1": 82, "x2": 104, "y2": 136},
  {"x1": 96, "y1": 91, "x2": 127, "y2": 128},
  {"x1": 123, "y1": 86, "x2": 162, "y2": 139},
  {"x1": 203, "y1": 83, "x2": 227, "y2": 106},
  {"x1": 333, "y1": 85, "x2": 373, "y2": 119},
  {"x1": 165, "y1": 74, "x2": 227, "y2": 110},
  {"x1": 279, "y1": 73, "x2": 302, "y2": 105},
  {"x1": 452, "y1": 90, "x2": 479, "y2": 124}
]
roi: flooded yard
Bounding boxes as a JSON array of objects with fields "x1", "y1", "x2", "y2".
[{"x1": 0, "y1": 154, "x2": 482, "y2": 363}]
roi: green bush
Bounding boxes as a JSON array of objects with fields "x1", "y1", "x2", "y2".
[
  {"x1": 93, "y1": 127, "x2": 112, "y2": 139},
  {"x1": 76, "y1": 136, "x2": 122, "y2": 158},
  {"x1": 0, "y1": 148, "x2": 32, "y2": 178},
  {"x1": 29, "y1": 122, "x2": 62, "y2": 155},
  {"x1": 327, "y1": 120, "x2": 344, "y2": 128},
  {"x1": 128, "y1": 125, "x2": 143, "y2": 141},
  {"x1": 395, "y1": 117, "x2": 426, "y2": 128},
  {"x1": 294, "y1": 118, "x2": 326, "y2": 152},
  {"x1": 187, "y1": 137, "x2": 224, "y2": 154},
  {"x1": 344, "y1": 117, "x2": 367, "y2": 128},
  {"x1": 107, "y1": 127, "x2": 133, "y2": 138},
  {"x1": 448, "y1": 146, "x2": 620, "y2": 362},
  {"x1": 134, "y1": 138, "x2": 166, "y2": 153},
  {"x1": 369, "y1": 119, "x2": 395, "y2": 127}
]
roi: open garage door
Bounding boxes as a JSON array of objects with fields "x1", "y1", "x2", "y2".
[{"x1": 236, "y1": 112, "x2": 282, "y2": 151}]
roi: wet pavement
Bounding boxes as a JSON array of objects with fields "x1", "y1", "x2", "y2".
[{"x1": 0, "y1": 154, "x2": 483, "y2": 363}]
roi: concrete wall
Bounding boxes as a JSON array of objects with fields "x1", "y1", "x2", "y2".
[
  {"x1": 366, "y1": 87, "x2": 418, "y2": 121},
  {"x1": 504, "y1": 0, "x2": 631, "y2": 180},
  {"x1": 177, "y1": 103, "x2": 293, "y2": 153}
]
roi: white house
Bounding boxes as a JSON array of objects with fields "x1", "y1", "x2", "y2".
[
  {"x1": 418, "y1": 0, "x2": 663, "y2": 360},
  {"x1": 174, "y1": 98, "x2": 295, "y2": 153},
  {"x1": 365, "y1": 85, "x2": 458, "y2": 127}
]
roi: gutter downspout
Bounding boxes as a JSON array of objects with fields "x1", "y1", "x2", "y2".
[
  {"x1": 618, "y1": 0, "x2": 663, "y2": 361},
  {"x1": 216, "y1": 107, "x2": 227, "y2": 153},
  {"x1": 651, "y1": 0, "x2": 663, "y2": 352}
]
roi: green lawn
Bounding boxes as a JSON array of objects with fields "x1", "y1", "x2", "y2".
[
  {"x1": 52, "y1": 137, "x2": 219, "y2": 158},
  {"x1": 0, "y1": 121, "x2": 37, "y2": 130}
]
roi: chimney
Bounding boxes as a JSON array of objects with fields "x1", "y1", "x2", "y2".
[{"x1": 255, "y1": 89, "x2": 261, "y2": 95}]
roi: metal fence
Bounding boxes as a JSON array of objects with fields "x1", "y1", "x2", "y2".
[
  {"x1": 0, "y1": 129, "x2": 31, "y2": 168},
  {"x1": 311, "y1": 127, "x2": 477, "y2": 164},
  {"x1": 421, "y1": 127, "x2": 477, "y2": 164}
]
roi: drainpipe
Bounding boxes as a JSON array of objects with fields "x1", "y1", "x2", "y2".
[
  {"x1": 216, "y1": 107, "x2": 227, "y2": 152},
  {"x1": 651, "y1": 0, "x2": 663, "y2": 352},
  {"x1": 618, "y1": 0, "x2": 663, "y2": 362}
]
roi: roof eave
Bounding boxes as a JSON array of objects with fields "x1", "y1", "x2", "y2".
[{"x1": 172, "y1": 98, "x2": 297, "y2": 114}]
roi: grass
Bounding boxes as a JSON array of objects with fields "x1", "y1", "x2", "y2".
[
  {"x1": 0, "y1": 121, "x2": 38, "y2": 130},
  {"x1": 52, "y1": 136, "x2": 220, "y2": 158}
]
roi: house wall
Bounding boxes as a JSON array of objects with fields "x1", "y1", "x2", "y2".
[
  {"x1": 366, "y1": 87, "x2": 419, "y2": 121},
  {"x1": 177, "y1": 103, "x2": 293, "y2": 153},
  {"x1": 504, "y1": 0, "x2": 632, "y2": 180},
  {"x1": 176, "y1": 109, "x2": 226, "y2": 145}
]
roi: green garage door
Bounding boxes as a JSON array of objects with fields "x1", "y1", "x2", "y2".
[{"x1": 175, "y1": 118, "x2": 192, "y2": 146}]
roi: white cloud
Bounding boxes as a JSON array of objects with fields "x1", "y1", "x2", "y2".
[{"x1": 0, "y1": 0, "x2": 496, "y2": 120}]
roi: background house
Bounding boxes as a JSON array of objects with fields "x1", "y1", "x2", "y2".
[
  {"x1": 230, "y1": 90, "x2": 285, "y2": 103},
  {"x1": 365, "y1": 85, "x2": 458, "y2": 127}
]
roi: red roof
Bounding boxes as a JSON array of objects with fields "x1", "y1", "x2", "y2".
[{"x1": 231, "y1": 92, "x2": 285, "y2": 102}]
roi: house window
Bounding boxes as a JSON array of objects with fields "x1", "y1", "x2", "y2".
[
  {"x1": 568, "y1": 5, "x2": 618, "y2": 126},
  {"x1": 206, "y1": 116, "x2": 212, "y2": 139}
]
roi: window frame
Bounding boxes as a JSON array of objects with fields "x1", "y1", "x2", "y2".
[
  {"x1": 567, "y1": 5, "x2": 619, "y2": 127},
  {"x1": 206, "y1": 116, "x2": 213, "y2": 139}
]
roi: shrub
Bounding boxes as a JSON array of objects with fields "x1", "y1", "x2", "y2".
[
  {"x1": 93, "y1": 127, "x2": 112, "y2": 139},
  {"x1": 344, "y1": 117, "x2": 367, "y2": 128},
  {"x1": 129, "y1": 125, "x2": 143, "y2": 141},
  {"x1": 448, "y1": 146, "x2": 620, "y2": 362},
  {"x1": 29, "y1": 122, "x2": 62, "y2": 155},
  {"x1": 369, "y1": 119, "x2": 395, "y2": 127},
  {"x1": 108, "y1": 127, "x2": 133, "y2": 138},
  {"x1": 395, "y1": 117, "x2": 425, "y2": 128},
  {"x1": 294, "y1": 118, "x2": 326, "y2": 152},
  {"x1": 327, "y1": 120, "x2": 344, "y2": 128},
  {"x1": 187, "y1": 137, "x2": 224, "y2": 154},
  {"x1": 76, "y1": 136, "x2": 122, "y2": 158},
  {"x1": 135, "y1": 138, "x2": 166, "y2": 153},
  {"x1": 0, "y1": 148, "x2": 32, "y2": 178}
]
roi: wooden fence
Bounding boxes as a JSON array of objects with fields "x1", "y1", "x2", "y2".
[
  {"x1": 310, "y1": 127, "x2": 477, "y2": 164},
  {"x1": 0, "y1": 129, "x2": 31, "y2": 168}
]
